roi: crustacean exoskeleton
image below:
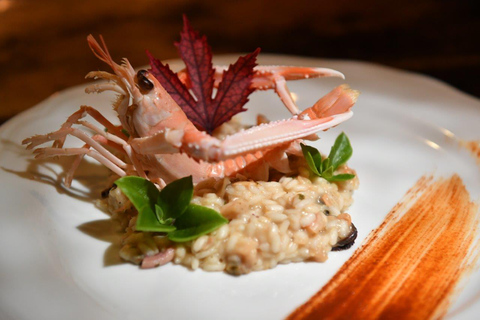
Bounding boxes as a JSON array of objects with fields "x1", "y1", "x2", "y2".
[{"x1": 22, "y1": 35, "x2": 359, "y2": 187}]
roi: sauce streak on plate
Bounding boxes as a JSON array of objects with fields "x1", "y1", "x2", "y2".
[
  {"x1": 288, "y1": 175, "x2": 480, "y2": 320},
  {"x1": 459, "y1": 140, "x2": 480, "y2": 165}
]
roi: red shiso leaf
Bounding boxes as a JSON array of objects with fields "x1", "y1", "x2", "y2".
[
  {"x1": 147, "y1": 51, "x2": 205, "y2": 130},
  {"x1": 148, "y1": 15, "x2": 259, "y2": 134},
  {"x1": 212, "y1": 48, "x2": 260, "y2": 129},
  {"x1": 175, "y1": 15, "x2": 214, "y2": 131}
]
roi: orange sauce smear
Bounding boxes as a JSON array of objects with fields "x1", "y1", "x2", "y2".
[
  {"x1": 459, "y1": 140, "x2": 480, "y2": 165},
  {"x1": 288, "y1": 175, "x2": 480, "y2": 320}
]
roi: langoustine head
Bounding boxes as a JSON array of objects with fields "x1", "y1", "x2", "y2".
[{"x1": 85, "y1": 35, "x2": 190, "y2": 138}]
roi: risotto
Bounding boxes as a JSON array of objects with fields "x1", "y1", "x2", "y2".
[{"x1": 104, "y1": 162, "x2": 358, "y2": 275}]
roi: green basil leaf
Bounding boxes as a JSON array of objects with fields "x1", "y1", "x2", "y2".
[
  {"x1": 155, "y1": 204, "x2": 174, "y2": 225},
  {"x1": 158, "y1": 176, "x2": 193, "y2": 220},
  {"x1": 322, "y1": 166, "x2": 334, "y2": 180},
  {"x1": 135, "y1": 215, "x2": 176, "y2": 233},
  {"x1": 327, "y1": 173, "x2": 356, "y2": 181},
  {"x1": 115, "y1": 176, "x2": 176, "y2": 233},
  {"x1": 328, "y1": 132, "x2": 353, "y2": 170},
  {"x1": 321, "y1": 157, "x2": 330, "y2": 173},
  {"x1": 115, "y1": 176, "x2": 160, "y2": 214},
  {"x1": 155, "y1": 204, "x2": 164, "y2": 222},
  {"x1": 168, "y1": 204, "x2": 228, "y2": 242},
  {"x1": 300, "y1": 143, "x2": 322, "y2": 175}
]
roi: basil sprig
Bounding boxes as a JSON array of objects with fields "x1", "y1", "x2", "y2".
[
  {"x1": 301, "y1": 132, "x2": 355, "y2": 182},
  {"x1": 115, "y1": 176, "x2": 228, "y2": 242},
  {"x1": 168, "y1": 204, "x2": 229, "y2": 242}
]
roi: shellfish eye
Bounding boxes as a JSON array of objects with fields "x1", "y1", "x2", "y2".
[{"x1": 136, "y1": 69, "x2": 154, "y2": 92}]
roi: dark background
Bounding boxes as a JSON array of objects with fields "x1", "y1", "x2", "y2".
[{"x1": 0, "y1": 0, "x2": 479, "y2": 125}]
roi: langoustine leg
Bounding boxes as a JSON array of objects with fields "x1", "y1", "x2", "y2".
[{"x1": 22, "y1": 106, "x2": 148, "y2": 186}]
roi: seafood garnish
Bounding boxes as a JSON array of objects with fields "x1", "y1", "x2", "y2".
[
  {"x1": 22, "y1": 17, "x2": 358, "y2": 188},
  {"x1": 22, "y1": 16, "x2": 360, "y2": 273}
]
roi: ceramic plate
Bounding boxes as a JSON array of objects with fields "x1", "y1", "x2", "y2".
[{"x1": 1, "y1": 55, "x2": 480, "y2": 320}]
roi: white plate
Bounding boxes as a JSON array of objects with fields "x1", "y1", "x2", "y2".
[{"x1": 1, "y1": 55, "x2": 480, "y2": 320}]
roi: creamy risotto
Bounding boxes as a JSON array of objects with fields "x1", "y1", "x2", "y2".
[{"x1": 103, "y1": 163, "x2": 358, "y2": 275}]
